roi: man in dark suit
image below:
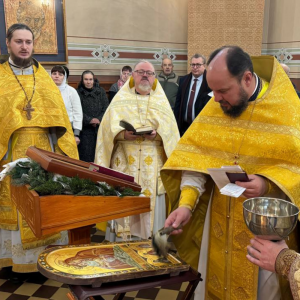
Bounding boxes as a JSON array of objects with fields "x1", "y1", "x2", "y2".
[{"x1": 174, "y1": 53, "x2": 212, "y2": 136}]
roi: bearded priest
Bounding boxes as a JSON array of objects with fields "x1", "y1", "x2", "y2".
[
  {"x1": 161, "y1": 46, "x2": 300, "y2": 300},
  {"x1": 0, "y1": 23, "x2": 78, "y2": 275},
  {"x1": 95, "y1": 60, "x2": 180, "y2": 240}
]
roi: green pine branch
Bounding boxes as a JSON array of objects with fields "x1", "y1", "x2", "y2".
[{"x1": 9, "y1": 160, "x2": 141, "y2": 197}]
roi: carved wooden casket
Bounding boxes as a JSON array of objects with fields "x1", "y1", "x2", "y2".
[
  {"x1": 37, "y1": 240, "x2": 189, "y2": 286},
  {"x1": 10, "y1": 147, "x2": 150, "y2": 244}
]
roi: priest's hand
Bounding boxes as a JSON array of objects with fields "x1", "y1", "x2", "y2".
[
  {"x1": 246, "y1": 237, "x2": 288, "y2": 273},
  {"x1": 144, "y1": 130, "x2": 157, "y2": 140},
  {"x1": 235, "y1": 174, "x2": 267, "y2": 198},
  {"x1": 164, "y1": 207, "x2": 191, "y2": 235},
  {"x1": 124, "y1": 130, "x2": 138, "y2": 140}
]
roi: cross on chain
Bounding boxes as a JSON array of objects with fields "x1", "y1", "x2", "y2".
[
  {"x1": 23, "y1": 103, "x2": 35, "y2": 120},
  {"x1": 9, "y1": 63, "x2": 36, "y2": 120}
]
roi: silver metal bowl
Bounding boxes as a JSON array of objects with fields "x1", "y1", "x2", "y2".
[{"x1": 243, "y1": 197, "x2": 299, "y2": 240}]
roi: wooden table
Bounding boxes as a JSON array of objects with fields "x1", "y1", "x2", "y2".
[{"x1": 67, "y1": 267, "x2": 202, "y2": 300}]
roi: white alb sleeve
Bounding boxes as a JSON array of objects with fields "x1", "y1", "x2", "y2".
[{"x1": 180, "y1": 171, "x2": 207, "y2": 195}]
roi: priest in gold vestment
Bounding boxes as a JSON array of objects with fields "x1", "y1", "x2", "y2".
[
  {"x1": 161, "y1": 46, "x2": 300, "y2": 299},
  {"x1": 0, "y1": 24, "x2": 78, "y2": 273},
  {"x1": 95, "y1": 60, "x2": 179, "y2": 239}
]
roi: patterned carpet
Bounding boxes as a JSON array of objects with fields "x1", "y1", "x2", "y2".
[{"x1": 0, "y1": 228, "x2": 196, "y2": 300}]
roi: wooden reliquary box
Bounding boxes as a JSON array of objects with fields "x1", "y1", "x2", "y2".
[{"x1": 10, "y1": 147, "x2": 150, "y2": 244}]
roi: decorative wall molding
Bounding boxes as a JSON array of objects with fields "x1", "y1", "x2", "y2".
[
  {"x1": 261, "y1": 48, "x2": 300, "y2": 70},
  {"x1": 91, "y1": 44, "x2": 119, "y2": 64},
  {"x1": 67, "y1": 43, "x2": 187, "y2": 66},
  {"x1": 274, "y1": 48, "x2": 293, "y2": 63},
  {"x1": 153, "y1": 48, "x2": 177, "y2": 62}
]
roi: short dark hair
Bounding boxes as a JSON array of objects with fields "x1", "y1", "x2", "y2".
[
  {"x1": 6, "y1": 23, "x2": 34, "y2": 42},
  {"x1": 122, "y1": 65, "x2": 132, "y2": 73},
  {"x1": 207, "y1": 46, "x2": 253, "y2": 81},
  {"x1": 191, "y1": 53, "x2": 206, "y2": 64},
  {"x1": 51, "y1": 65, "x2": 66, "y2": 76}
]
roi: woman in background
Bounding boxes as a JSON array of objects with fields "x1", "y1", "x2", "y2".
[
  {"x1": 77, "y1": 70, "x2": 109, "y2": 162},
  {"x1": 108, "y1": 65, "x2": 132, "y2": 102},
  {"x1": 51, "y1": 65, "x2": 82, "y2": 145}
]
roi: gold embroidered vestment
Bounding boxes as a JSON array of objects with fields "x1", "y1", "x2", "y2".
[
  {"x1": 0, "y1": 60, "x2": 78, "y2": 251},
  {"x1": 161, "y1": 56, "x2": 300, "y2": 299},
  {"x1": 95, "y1": 78, "x2": 179, "y2": 231}
]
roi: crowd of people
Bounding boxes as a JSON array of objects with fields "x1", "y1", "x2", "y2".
[
  {"x1": 48, "y1": 47, "x2": 218, "y2": 163},
  {"x1": 1, "y1": 22, "x2": 300, "y2": 300}
]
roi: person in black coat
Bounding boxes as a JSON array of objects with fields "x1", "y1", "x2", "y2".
[
  {"x1": 174, "y1": 54, "x2": 212, "y2": 136},
  {"x1": 77, "y1": 70, "x2": 109, "y2": 162}
]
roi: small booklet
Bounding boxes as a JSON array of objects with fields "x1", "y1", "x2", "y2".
[
  {"x1": 225, "y1": 171, "x2": 250, "y2": 183},
  {"x1": 89, "y1": 163, "x2": 134, "y2": 182},
  {"x1": 119, "y1": 120, "x2": 154, "y2": 135},
  {"x1": 207, "y1": 165, "x2": 250, "y2": 198}
]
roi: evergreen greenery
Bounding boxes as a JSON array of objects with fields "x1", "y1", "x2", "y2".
[{"x1": 9, "y1": 160, "x2": 141, "y2": 197}]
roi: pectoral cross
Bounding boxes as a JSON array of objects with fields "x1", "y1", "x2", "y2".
[{"x1": 23, "y1": 103, "x2": 34, "y2": 120}]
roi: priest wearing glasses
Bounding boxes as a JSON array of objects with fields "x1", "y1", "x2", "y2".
[
  {"x1": 95, "y1": 60, "x2": 179, "y2": 240},
  {"x1": 0, "y1": 23, "x2": 78, "y2": 276}
]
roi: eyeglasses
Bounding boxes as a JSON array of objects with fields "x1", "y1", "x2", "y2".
[
  {"x1": 134, "y1": 70, "x2": 155, "y2": 77},
  {"x1": 122, "y1": 72, "x2": 132, "y2": 76},
  {"x1": 190, "y1": 63, "x2": 205, "y2": 68}
]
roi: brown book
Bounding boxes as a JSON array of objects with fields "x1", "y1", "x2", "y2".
[{"x1": 119, "y1": 120, "x2": 153, "y2": 135}]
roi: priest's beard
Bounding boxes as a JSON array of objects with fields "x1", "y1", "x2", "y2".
[
  {"x1": 220, "y1": 86, "x2": 249, "y2": 118},
  {"x1": 137, "y1": 83, "x2": 151, "y2": 93},
  {"x1": 138, "y1": 78, "x2": 151, "y2": 94},
  {"x1": 9, "y1": 51, "x2": 33, "y2": 68}
]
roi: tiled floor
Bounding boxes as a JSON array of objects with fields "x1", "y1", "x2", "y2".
[
  {"x1": 0, "y1": 268, "x2": 71, "y2": 300},
  {"x1": 0, "y1": 228, "x2": 196, "y2": 300}
]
